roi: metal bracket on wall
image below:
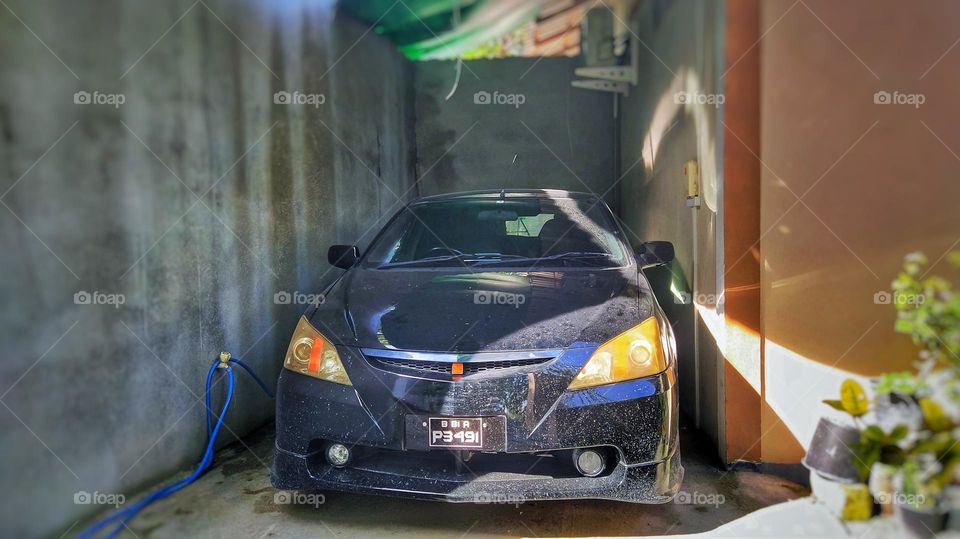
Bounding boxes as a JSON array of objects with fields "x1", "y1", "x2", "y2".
[
  {"x1": 571, "y1": 79, "x2": 630, "y2": 95},
  {"x1": 570, "y1": 29, "x2": 640, "y2": 96},
  {"x1": 573, "y1": 16, "x2": 641, "y2": 119},
  {"x1": 573, "y1": 64, "x2": 638, "y2": 86}
]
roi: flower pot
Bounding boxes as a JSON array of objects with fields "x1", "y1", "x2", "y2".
[
  {"x1": 896, "y1": 502, "x2": 948, "y2": 538},
  {"x1": 803, "y1": 417, "x2": 861, "y2": 482},
  {"x1": 948, "y1": 510, "x2": 960, "y2": 532},
  {"x1": 810, "y1": 472, "x2": 873, "y2": 521},
  {"x1": 943, "y1": 485, "x2": 960, "y2": 531}
]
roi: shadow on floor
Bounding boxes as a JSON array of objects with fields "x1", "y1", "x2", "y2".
[{"x1": 104, "y1": 418, "x2": 808, "y2": 538}]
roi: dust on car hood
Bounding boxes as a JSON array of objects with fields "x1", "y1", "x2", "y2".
[{"x1": 311, "y1": 267, "x2": 656, "y2": 352}]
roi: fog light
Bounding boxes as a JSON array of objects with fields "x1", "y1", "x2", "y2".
[
  {"x1": 574, "y1": 449, "x2": 605, "y2": 477},
  {"x1": 326, "y1": 443, "x2": 351, "y2": 467}
]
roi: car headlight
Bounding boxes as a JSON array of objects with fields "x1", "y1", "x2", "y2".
[
  {"x1": 282, "y1": 315, "x2": 352, "y2": 385},
  {"x1": 567, "y1": 316, "x2": 668, "y2": 390}
]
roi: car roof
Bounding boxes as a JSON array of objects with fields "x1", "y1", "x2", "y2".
[{"x1": 411, "y1": 189, "x2": 599, "y2": 204}]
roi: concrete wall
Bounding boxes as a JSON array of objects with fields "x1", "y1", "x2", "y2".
[
  {"x1": 617, "y1": 0, "x2": 726, "y2": 454},
  {"x1": 0, "y1": 1, "x2": 416, "y2": 536},
  {"x1": 758, "y1": 0, "x2": 960, "y2": 464},
  {"x1": 414, "y1": 58, "x2": 616, "y2": 199}
]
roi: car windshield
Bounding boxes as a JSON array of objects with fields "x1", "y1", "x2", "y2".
[{"x1": 363, "y1": 196, "x2": 628, "y2": 269}]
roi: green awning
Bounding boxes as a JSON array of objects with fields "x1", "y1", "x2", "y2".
[{"x1": 342, "y1": 0, "x2": 549, "y2": 60}]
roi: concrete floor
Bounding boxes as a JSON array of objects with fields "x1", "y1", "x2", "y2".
[{"x1": 88, "y1": 422, "x2": 808, "y2": 538}]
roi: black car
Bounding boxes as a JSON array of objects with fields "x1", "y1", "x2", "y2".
[{"x1": 271, "y1": 189, "x2": 681, "y2": 503}]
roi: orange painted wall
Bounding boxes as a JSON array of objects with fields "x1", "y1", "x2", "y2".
[
  {"x1": 722, "y1": 0, "x2": 762, "y2": 463},
  {"x1": 758, "y1": 0, "x2": 960, "y2": 463}
]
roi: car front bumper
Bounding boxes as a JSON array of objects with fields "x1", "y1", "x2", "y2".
[{"x1": 271, "y1": 345, "x2": 681, "y2": 503}]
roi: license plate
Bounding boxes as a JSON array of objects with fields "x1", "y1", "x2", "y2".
[{"x1": 428, "y1": 417, "x2": 483, "y2": 448}]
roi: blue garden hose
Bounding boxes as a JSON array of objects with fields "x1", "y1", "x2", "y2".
[
  {"x1": 204, "y1": 357, "x2": 273, "y2": 440},
  {"x1": 228, "y1": 358, "x2": 275, "y2": 399},
  {"x1": 78, "y1": 354, "x2": 272, "y2": 539}
]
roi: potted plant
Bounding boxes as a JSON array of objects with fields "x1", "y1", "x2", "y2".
[
  {"x1": 889, "y1": 252, "x2": 960, "y2": 535},
  {"x1": 896, "y1": 455, "x2": 949, "y2": 537},
  {"x1": 803, "y1": 251, "x2": 960, "y2": 531},
  {"x1": 804, "y1": 379, "x2": 874, "y2": 520},
  {"x1": 897, "y1": 413, "x2": 960, "y2": 536},
  {"x1": 853, "y1": 424, "x2": 908, "y2": 514}
]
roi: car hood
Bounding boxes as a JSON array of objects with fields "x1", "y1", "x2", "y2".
[{"x1": 310, "y1": 267, "x2": 657, "y2": 352}]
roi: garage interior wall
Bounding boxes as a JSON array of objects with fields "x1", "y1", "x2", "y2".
[
  {"x1": 0, "y1": 2, "x2": 416, "y2": 536},
  {"x1": 617, "y1": 0, "x2": 726, "y2": 455},
  {"x1": 413, "y1": 57, "x2": 615, "y2": 198},
  {"x1": 13, "y1": 0, "x2": 959, "y2": 534},
  {"x1": 758, "y1": 0, "x2": 960, "y2": 465}
]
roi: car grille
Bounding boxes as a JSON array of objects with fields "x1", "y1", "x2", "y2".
[{"x1": 361, "y1": 349, "x2": 557, "y2": 379}]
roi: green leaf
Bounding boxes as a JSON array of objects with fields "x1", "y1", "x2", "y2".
[
  {"x1": 895, "y1": 319, "x2": 915, "y2": 333},
  {"x1": 947, "y1": 251, "x2": 960, "y2": 269},
  {"x1": 920, "y1": 398, "x2": 952, "y2": 432},
  {"x1": 875, "y1": 372, "x2": 924, "y2": 395},
  {"x1": 862, "y1": 425, "x2": 885, "y2": 442},
  {"x1": 853, "y1": 451, "x2": 875, "y2": 482},
  {"x1": 822, "y1": 399, "x2": 846, "y2": 412},
  {"x1": 914, "y1": 432, "x2": 952, "y2": 453},
  {"x1": 840, "y1": 379, "x2": 870, "y2": 417},
  {"x1": 889, "y1": 424, "x2": 909, "y2": 442}
]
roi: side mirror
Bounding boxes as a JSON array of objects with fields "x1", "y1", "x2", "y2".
[
  {"x1": 328, "y1": 245, "x2": 360, "y2": 269},
  {"x1": 636, "y1": 241, "x2": 675, "y2": 269}
]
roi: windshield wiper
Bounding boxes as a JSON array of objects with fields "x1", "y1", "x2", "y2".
[
  {"x1": 377, "y1": 253, "x2": 526, "y2": 269},
  {"x1": 473, "y1": 252, "x2": 616, "y2": 267},
  {"x1": 540, "y1": 252, "x2": 616, "y2": 261}
]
